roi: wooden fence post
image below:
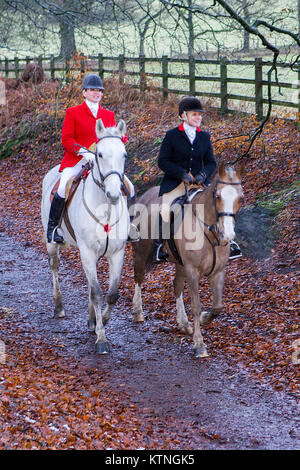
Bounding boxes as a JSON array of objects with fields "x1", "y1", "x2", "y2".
[
  {"x1": 14, "y1": 56, "x2": 19, "y2": 79},
  {"x1": 220, "y1": 57, "x2": 228, "y2": 114},
  {"x1": 5, "y1": 58, "x2": 9, "y2": 78},
  {"x1": 38, "y1": 55, "x2": 43, "y2": 70},
  {"x1": 26, "y1": 56, "x2": 30, "y2": 66},
  {"x1": 50, "y1": 55, "x2": 55, "y2": 80},
  {"x1": 98, "y1": 53, "x2": 103, "y2": 79},
  {"x1": 189, "y1": 55, "x2": 195, "y2": 95},
  {"x1": 119, "y1": 54, "x2": 125, "y2": 85},
  {"x1": 255, "y1": 57, "x2": 263, "y2": 120},
  {"x1": 162, "y1": 55, "x2": 169, "y2": 99},
  {"x1": 139, "y1": 54, "x2": 146, "y2": 93}
]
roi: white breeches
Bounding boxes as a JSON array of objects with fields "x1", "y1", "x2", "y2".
[
  {"x1": 161, "y1": 182, "x2": 186, "y2": 223},
  {"x1": 57, "y1": 159, "x2": 86, "y2": 198}
]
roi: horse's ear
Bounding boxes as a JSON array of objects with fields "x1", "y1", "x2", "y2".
[
  {"x1": 96, "y1": 119, "x2": 105, "y2": 139},
  {"x1": 236, "y1": 160, "x2": 245, "y2": 179},
  {"x1": 218, "y1": 162, "x2": 226, "y2": 179},
  {"x1": 117, "y1": 119, "x2": 126, "y2": 137}
]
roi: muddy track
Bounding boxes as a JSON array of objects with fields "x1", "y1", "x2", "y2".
[{"x1": 0, "y1": 226, "x2": 299, "y2": 450}]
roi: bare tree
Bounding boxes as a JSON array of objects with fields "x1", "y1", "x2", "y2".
[{"x1": 159, "y1": 0, "x2": 300, "y2": 161}]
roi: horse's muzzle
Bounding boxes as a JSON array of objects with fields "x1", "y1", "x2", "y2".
[{"x1": 106, "y1": 191, "x2": 120, "y2": 205}]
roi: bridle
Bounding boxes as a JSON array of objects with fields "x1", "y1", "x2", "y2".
[
  {"x1": 190, "y1": 178, "x2": 242, "y2": 276},
  {"x1": 212, "y1": 179, "x2": 242, "y2": 221},
  {"x1": 75, "y1": 135, "x2": 126, "y2": 192},
  {"x1": 72, "y1": 136, "x2": 128, "y2": 256}
]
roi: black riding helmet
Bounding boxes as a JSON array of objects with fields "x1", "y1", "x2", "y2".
[
  {"x1": 81, "y1": 74, "x2": 104, "y2": 91},
  {"x1": 178, "y1": 96, "x2": 204, "y2": 117}
]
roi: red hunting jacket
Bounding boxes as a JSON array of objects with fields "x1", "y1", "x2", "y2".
[{"x1": 59, "y1": 102, "x2": 117, "y2": 172}]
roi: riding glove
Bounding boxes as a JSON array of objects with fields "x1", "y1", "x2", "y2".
[
  {"x1": 194, "y1": 171, "x2": 207, "y2": 185},
  {"x1": 182, "y1": 173, "x2": 193, "y2": 185},
  {"x1": 82, "y1": 151, "x2": 96, "y2": 163}
]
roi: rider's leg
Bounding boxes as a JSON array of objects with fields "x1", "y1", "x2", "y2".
[
  {"x1": 47, "y1": 192, "x2": 65, "y2": 244},
  {"x1": 153, "y1": 211, "x2": 169, "y2": 262},
  {"x1": 47, "y1": 163, "x2": 82, "y2": 244}
]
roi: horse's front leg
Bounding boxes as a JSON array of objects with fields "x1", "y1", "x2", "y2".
[
  {"x1": 174, "y1": 263, "x2": 192, "y2": 335},
  {"x1": 200, "y1": 270, "x2": 224, "y2": 326},
  {"x1": 102, "y1": 249, "x2": 125, "y2": 326},
  {"x1": 132, "y1": 248, "x2": 146, "y2": 323},
  {"x1": 47, "y1": 243, "x2": 65, "y2": 318},
  {"x1": 79, "y1": 246, "x2": 108, "y2": 354},
  {"x1": 185, "y1": 266, "x2": 209, "y2": 358}
]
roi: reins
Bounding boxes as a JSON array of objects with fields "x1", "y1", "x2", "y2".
[{"x1": 72, "y1": 136, "x2": 126, "y2": 257}]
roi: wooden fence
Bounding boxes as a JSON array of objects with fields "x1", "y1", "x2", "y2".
[{"x1": 0, "y1": 54, "x2": 299, "y2": 122}]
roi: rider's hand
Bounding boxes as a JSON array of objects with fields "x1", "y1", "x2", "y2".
[
  {"x1": 83, "y1": 151, "x2": 95, "y2": 163},
  {"x1": 194, "y1": 171, "x2": 206, "y2": 185},
  {"x1": 182, "y1": 173, "x2": 193, "y2": 185}
]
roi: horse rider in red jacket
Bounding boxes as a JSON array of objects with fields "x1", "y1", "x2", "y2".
[{"x1": 47, "y1": 73, "x2": 135, "y2": 244}]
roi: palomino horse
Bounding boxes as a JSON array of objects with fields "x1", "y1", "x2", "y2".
[
  {"x1": 131, "y1": 162, "x2": 244, "y2": 358},
  {"x1": 41, "y1": 120, "x2": 129, "y2": 354}
]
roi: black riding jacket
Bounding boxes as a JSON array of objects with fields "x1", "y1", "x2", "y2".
[{"x1": 158, "y1": 123, "x2": 217, "y2": 196}]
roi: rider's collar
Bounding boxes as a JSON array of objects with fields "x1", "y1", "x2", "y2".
[{"x1": 178, "y1": 122, "x2": 201, "y2": 132}]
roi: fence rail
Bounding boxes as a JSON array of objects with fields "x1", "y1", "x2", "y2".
[{"x1": 0, "y1": 54, "x2": 299, "y2": 122}]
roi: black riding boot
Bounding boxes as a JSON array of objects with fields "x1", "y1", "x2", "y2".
[
  {"x1": 153, "y1": 213, "x2": 169, "y2": 262},
  {"x1": 47, "y1": 193, "x2": 65, "y2": 244}
]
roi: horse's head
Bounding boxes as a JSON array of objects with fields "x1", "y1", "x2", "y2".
[
  {"x1": 95, "y1": 119, "x2": 127, "y2": 204},
  {"x1": 213, "y1": 162, "x2": 244, "y2": 243}
]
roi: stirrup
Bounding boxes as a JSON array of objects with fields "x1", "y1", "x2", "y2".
[
  {"x1": 127, "y1": 223, "x2": 140, "y2": 243},
  {"x1": 229, "y1": 240, "x2": 242, "y2": 260},
  {"x1": 49, "y1": 226, "x2": 64, "y2": 245},
  {"x1": 155, "y1": 243, "x2": 168, "y2": 262}
]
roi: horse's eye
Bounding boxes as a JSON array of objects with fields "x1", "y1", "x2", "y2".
[
  {"x1": 124, "y1": 152, "x2": 127, "y2": 158},
  {"x1": 97, "y1": 152, "x2": 103, "y2": 158},
  {"x1": 215, "y1": 194, "x2": 221, "y2": 200}
]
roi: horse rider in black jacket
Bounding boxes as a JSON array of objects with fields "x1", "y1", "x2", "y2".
[{"x1": 154, "y1": 96, "x2": 242, "y2": 262}]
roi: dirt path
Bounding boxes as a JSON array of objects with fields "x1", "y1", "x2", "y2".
[{"x1": 0, "y1": 226, "x2": 299, "y2": 450}]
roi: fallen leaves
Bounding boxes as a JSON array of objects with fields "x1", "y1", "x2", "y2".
[{"x1": 0, "y1": 76, "x2": 299, "y2": 449}]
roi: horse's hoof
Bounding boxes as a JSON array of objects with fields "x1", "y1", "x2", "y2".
[
  {"x1": 132, "y1": 312, "x2": 145, "y2": 322},
  {"x1": 54, "y1": 309, "x2": 65, "y2": 318},
  {"x1": 87, "y1": 319, "x2": 96, "y2": 332},
  {"x1": 200, "y1": 311, "x2": 213, "y2": 326},
  {"x1": 194, "y1": 346, "x2": 209, "y2": 358},
  {"x1": 180, "y1": 324, "x2": 193, "y2": 335},
  {"x1": 96, "y1": 342, "x2": 111, "y2": 354}
]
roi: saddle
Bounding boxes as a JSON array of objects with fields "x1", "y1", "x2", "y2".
[{"x1": 167, "y1": 186, "x2": 205, "y2": 266}]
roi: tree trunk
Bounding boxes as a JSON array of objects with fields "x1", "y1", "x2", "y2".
[
  {"x1": 187, "y1": 0, "x2": 194, "y2": 56},
  {"x1": 242, "y1": 0, "x2": 250, "y2": 51},
  {"x1": 58, "y1": 16, "x2": 76, "y2": 60}
]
